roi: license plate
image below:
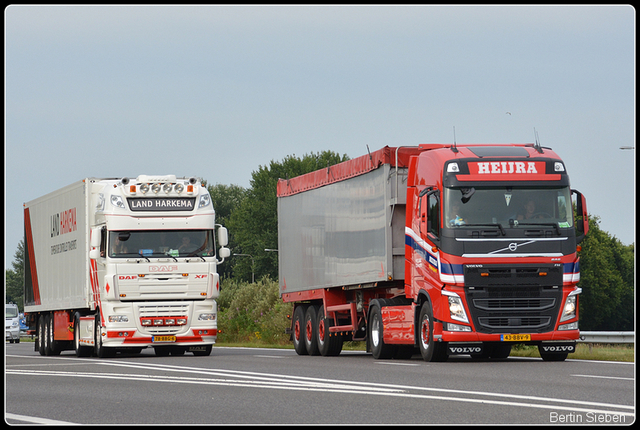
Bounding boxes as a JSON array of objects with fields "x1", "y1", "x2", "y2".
[
  {"x1": 152, "y1": 335, "x2": 176, "y2": 343},
  {"x1": 501, "y1": 334, "x2": 531, "y2": 342}
]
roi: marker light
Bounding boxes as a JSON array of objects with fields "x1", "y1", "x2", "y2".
[
  {"x1": 554, "y1": 162, "x2": 565, "y2": 172},
  {"x1": 199, "y1": 194, "x2": 211, "y2": 208}
]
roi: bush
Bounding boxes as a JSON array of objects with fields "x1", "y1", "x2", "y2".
[{"x1": 217, "y1": 276, "x2": 292, "y2": 345}]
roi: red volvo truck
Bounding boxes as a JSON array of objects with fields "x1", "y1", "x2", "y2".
[{"x1": 277, "y1": 144, "x2": 588, "y2": 361}]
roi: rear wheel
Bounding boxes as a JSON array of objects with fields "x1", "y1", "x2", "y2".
[
  {"x1": 304, "y1": 305, "x2": 320, "y2": 356},
  {"x1": 369, "y1": 302, "x2": 396, "y2": 360},
  {"x1": 37, "y1": 314, "x2": 46, "y2": 356},
  {"x1": 45, "y1": 313, "x2": 60, "y2": 356},
  {"x1": 316, "y1": 306, "x2": 343, "y2": 356},
  {"x1": 292, "y1": 305, "x2": 309, "y2": 355}
]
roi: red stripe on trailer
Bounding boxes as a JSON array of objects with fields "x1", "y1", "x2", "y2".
[{"x1": 23, "y1": 207, "x2": 41, "y2": 305}]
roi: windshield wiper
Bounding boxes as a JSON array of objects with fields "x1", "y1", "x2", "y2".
[
  {"x1": 516, "y1": 221, "x2": 560, "y2": 235},
  {"x1": 456, "y1": 223, "x2": 506, "y2": 236}
]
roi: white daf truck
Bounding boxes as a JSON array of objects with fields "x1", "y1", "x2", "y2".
[{"x1": 23, "y1": 175, "x2": 230, "y2": 357}]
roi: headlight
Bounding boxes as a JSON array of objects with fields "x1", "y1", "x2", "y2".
[
  {"x1": 198, "y1": 313, "x2": 216, "y2": 321},
  {"x1": 174, "y1": 183, "x2": 184, "y2": 194},
  {"x1": 442, "y1": 291, "x2": 469, "y2": 323},
  {"x1": 198, "y1": 194, "x2": 211, "y2": 208},
  {"x1": 140, "y1": 183, "x2": 150, "y2": 194},
  {"x1": 560, "y1": 288, "x2": 581, "y2": 322},
  {"x1": 108, "y1": 315, "x2": 129, "y2": 323},
  {"x1": 151, "y1": 183, "x2": 162, "y2": 194},
  {"x1": 110, "y1": 195, "x2": 126, "y2": 209}
]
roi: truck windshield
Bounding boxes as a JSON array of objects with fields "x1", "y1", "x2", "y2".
[
  {"x1": 108, "y1": 229, "x2": 215, "y2": 258},
  {"x1": 444, "y1": 186, "x2": 573, "y2": 230}
]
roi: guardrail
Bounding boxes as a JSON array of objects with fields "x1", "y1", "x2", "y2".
[{"x1": 578, "y1": 331, "x2": 635, "y2": 344}]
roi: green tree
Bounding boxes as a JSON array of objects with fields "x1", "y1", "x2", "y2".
[
  {"x1": 227, "y1": 151, "x2": 349, "y2": 282},
  {"x1": 577, "y1": 214, "x2": 635, "y2": 331},
  {"x1": 5, "y1": 239, "x2": 25, "y2": 311},
  {"x1": 206, "y1": 183, "x2": 248, "y2": 280}
]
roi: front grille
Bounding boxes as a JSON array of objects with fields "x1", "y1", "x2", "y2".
[{"x1": 464, "y1": 264, "x2": 562, "y2": 334}]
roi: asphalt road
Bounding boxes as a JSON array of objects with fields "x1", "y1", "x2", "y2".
[{"x1": 5, "y1": 342, "x2": 635, "y2": 425}]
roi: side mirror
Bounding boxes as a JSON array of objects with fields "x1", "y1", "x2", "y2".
[
  {"x1": 89, "y1": 249, "x2": 101, "y2": 260},
  {"x1": 217, "y1": 226, "x2": 229, "y2": 247},
  {"x1": 90, "y1": 227, "x2": 102, "y2": 248},
  {"x1": 572, "y1": 189, "x2": 589, "y2": 243},
  {"x1": 219, "y1": 247, "x2": 230, "y2": 259}
]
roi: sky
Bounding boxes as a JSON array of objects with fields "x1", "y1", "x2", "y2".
[{"x1": 4, "y1": 5, "x2": 636, "y2": 269}]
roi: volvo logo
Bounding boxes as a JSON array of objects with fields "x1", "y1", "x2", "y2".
[{"x1": 509, "y1": 243, "x2": 518, "y2": 252}]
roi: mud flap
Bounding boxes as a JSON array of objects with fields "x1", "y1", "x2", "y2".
[
  {"x1": 448, "y1": 343, "x2": 483, "y2": 355},
  {"x1": 539, "y1": 342, "x2": 576, "y2": 354}
]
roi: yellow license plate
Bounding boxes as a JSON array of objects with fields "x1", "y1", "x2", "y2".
[
  {"x1": 152, "y1": 335, "x2": 176, "y2": 343},
  {"x1": 501, "y1": 334, "x2": 531, "y2": 342}
]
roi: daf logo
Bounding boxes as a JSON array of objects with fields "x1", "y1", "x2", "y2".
[
  {"x1": 149, "y1": 265, "x2": 178, "y2": 272},
  {"x1": 509, "y1": 243, "x2": 518, "y2": 252}
]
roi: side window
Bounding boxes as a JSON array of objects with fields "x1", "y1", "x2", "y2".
[
  {"x1": 428, "y1": 192, "x2": 440, "y2": 237},
  {"x1": 418, "y1": 188, "x2": 440, "y2": 239},
  {"x1": 100, "y1": 227, "x2": 107, "y2": 257}
]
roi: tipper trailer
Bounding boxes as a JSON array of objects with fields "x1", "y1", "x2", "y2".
[
  {"x1": 24, "y1": 175, "x2": 230, "y2": 357},
  {"x1": 277, "y1": 144, "x2": 588, "y2": 361}
]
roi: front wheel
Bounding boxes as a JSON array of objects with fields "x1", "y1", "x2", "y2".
[
  {"x1": 74, "y1": 313, "x2": 92, "y2": 357},
  {"x1": 417, "y1": 303, "x2": 447, "y2": 362}
]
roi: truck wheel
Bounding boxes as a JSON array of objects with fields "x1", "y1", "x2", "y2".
[
  {"x1": 292, "y1": 305, "x2": 308, "y2": 355},
  {"x1": 37, "y1": 314, "x2": 46, "y2": 356},
  {"x1": 369, "y1": 303, "x2": 395, "y2": 359},
  {"x1": 45, "y1": 313, "x2": 61, "y2": 356},
  {"x1": 316, "y1": 306, "x2": 343, "y2": 356},
  {"x1": 74, "y1": 313, "x2": 92, "y2": 357},
  {"x1": 417, "y1": 302, "x2": 447, "y2": 362},
  {"x1": 304, "y1": 305, "x2": 320, "y2": 356},
  {"x1": 95, "y1": 313, "x2": 115, "y2": 358}
]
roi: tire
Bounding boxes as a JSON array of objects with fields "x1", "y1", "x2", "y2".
[
  {"x1": 74, "y1": 313, "x2": 93, "y2": 357},
  {"x1": 292, "y1": 305, "x2": 309, "y2": 355},
  {"x1": 369, "y1": 302, "x2": 396, "y2": 360},
  {"x1": 95, "y1": 313, "x2": 115, "y2": 358},
  {"x1": 316, "y1": 306, "x2": 343, "y2": 357},
  {"x1": 45, "y1": 313, "x2": 60, "y2": 356},
  {"x1": 304, "y1": 305, "x2": 320, "y2": 356},
  {"x1": 417, "y1": 302, "x2": 448, "y2": 362},
  {"x1": 37, "y1": 314, "x2": 46, "y2": 356}
]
